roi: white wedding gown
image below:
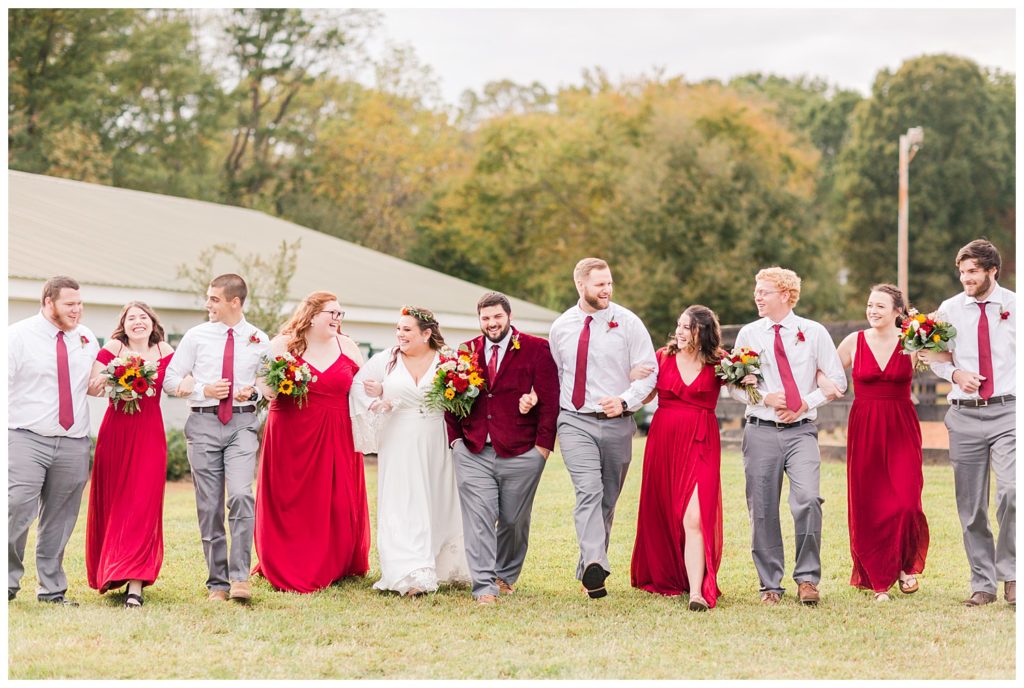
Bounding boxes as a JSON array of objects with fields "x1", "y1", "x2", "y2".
[{"x1": 351, "y1": 348, "x2": 470, "y2": 594}]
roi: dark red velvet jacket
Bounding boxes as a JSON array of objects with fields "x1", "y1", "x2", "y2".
[{"x1": 444, "y1": 328, "x2": 560, "y2": 458}]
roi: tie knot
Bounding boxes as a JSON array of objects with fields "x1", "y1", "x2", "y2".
[
  {"x1": 57, "y1": 331, "x2": 65, "y2": 340},
  {"x1": 492, "y1": 344, "x2": 499, "y2": 352},
  {"x1": 227, "y1": 328, "x2": 234, "y2": 336},
  {"x1": 584, "y1": 315, "x2": 593, "y2": 326},
  {"x1": 977, "y1": 302, "x2": 989, "y2": 309},
  {"x1": 773, "y1": 324, "x2": 782, "y2": 333}
]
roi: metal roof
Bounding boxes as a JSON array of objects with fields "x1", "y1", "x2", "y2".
[{"x1": 7, "y1": 171, "x2": 561, "y2": 322}]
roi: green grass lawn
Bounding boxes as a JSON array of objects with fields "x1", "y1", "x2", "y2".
[{"x1": 8, "y1": 439, "x2": 1015, "y2": 679}]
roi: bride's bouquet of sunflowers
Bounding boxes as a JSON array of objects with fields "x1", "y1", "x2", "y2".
[{"x1": 426, "y1": 344, "x2": 486, "y2": 418}]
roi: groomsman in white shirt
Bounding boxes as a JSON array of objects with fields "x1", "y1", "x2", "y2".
[
  {"x1": 8, "y1": 276, "x2": 101, "y2": 605},
  {"x1": 163, "y1": 274, "x2": 270, "y2": 603},
  {"x1": 924, "y1": 239, "x2": 1015, "y2": 607},
  {"x1": 548, "y1": 258, "x2": 657, "y2": 599},
  {"x1": 732, "y1": 267, "x2": 847, "y2": 606}
]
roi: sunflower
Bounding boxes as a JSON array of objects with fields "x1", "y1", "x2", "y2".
[
  {"x1": 468, "y1": 373, "x2": 483, "y2": 386},
  {"x1": 278, "y1": 379, "x2": 295, "y2": 395},
  {"x1": 444, "y1": 388, "x2": 456, "y2": 400}
]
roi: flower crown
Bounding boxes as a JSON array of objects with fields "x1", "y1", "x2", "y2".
[{"x1": 401, "y1": 305, "x2": 436, "y2": 323}]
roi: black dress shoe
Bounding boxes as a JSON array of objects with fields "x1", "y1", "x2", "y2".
[
  {"x1": 582, "y1": 563, "x2": 609, "y2": 599},
  {"x1": 8, "y1": 590, "x2": 15, "y2": 601},
  {"x1": 38, "y1": 595, "x2": 79, "y2": 607}
]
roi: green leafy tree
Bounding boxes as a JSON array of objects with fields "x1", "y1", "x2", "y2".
[
  {"x1": 177, "y1": 239, "x2": 302, "y2": 335},
  {"x1": 836, "y1": 54, "x2": 1016, "y2": 307}
]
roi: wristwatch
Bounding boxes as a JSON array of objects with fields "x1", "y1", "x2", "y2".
[
  {"x1": 248, "y1": 389, "x2": 259, "y2": 402},
  {"x1": 620, "y1": 399, "x2": 628, "y2": 413}
]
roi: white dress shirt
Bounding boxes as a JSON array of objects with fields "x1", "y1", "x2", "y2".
[
  {"x1": 731, "y1": 311, "x2": 847, "y2": 422},
  {"x1": 485, "y1": 329, "x2": 513, "y2": 373},
  {"x1": 8, "y1": 312, "x2": 100, "y2": 438},
  {"x1": 548, "y1": 302, "x2": 657, "y2": 412},
  {"x1": 163, "y1": 317, "x2": 271, "y2": 407},
  {"x1": 928, "y1": 283, "x2": 1016, "y2": 400}
]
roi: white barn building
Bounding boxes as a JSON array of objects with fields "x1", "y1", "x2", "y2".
[{"x1": 8, "y1": 171, "x2": 562, "y2": 431}]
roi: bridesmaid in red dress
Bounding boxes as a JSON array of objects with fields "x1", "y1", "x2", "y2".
[
  {"x1": 253, "y1": 291, "x2": 370, "y2": 593},
  {"x1": 631, "y1": 305, "x2": 729, "y2": 611},
  {"x1": 833, "y1": 284, "x2": 930, "y2": 602},
  {"x1": 86, "y1": 301, "x2": 186, "y2": 608}
]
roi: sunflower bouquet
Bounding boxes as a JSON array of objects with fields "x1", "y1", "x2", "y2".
[
  {"x1": 259, "y1": 352, "x2": 317, "y2": 409},
  {"x1": 100, "y1": 352, "x2": 159, "y2": 414},
  {"x1": 899, "y1": 308, "x2": 957, "y2": 371},
  {"x1": 425, "y1": 344, "x2": 486, "y2": 418},
  {"x1": 715, "y1": 346, "x2": 764, "y2": 404}
]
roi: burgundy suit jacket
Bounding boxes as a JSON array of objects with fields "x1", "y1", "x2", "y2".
[{"x1": 445, "y1": 328, "x2": 560, "y2": 458}]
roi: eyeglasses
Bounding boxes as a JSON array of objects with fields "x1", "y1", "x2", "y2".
[
  {"x1": 321, "y1": 309, "x2": 345, "y2": 321},
  {"x1": 753, "y1": 290, "x2": 781, "y2": 299}
]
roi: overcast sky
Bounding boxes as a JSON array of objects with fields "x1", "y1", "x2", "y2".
[{"x1": 377, "y1": 8, "x2": 1015, "y2": 104}]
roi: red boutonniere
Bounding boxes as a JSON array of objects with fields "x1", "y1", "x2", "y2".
[
  {"x1": 795, "y1": 328, "x2": 806, "y2": 344},
  {"x1": 80, "y1": 335, "x2": 89, "y2": 348},
  {"x1": 1000, "y1": 308, "x2": 1011, "y2": 321},
  {"x1": 248, "y1": 333, "x2": 261, "y2": 345},
  {"x1": 511, "y1": 333, "x2": 521, "y2": 350},
  {"x1": 608, "y1": 319, "x2": 620, "y2": 330}
]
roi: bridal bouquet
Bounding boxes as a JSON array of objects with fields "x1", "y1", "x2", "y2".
[
  {"x1": 425, "y1": 344, "x2": 486, "y2": 418},
  {"x1": 899, "y1": 309, "x2": 957, "y2": 371},
  {"x1": 100, "y1": 352, "x2": 159, "y2": 414},
  {"x1": 259, "y1": 353, "x2": 317, "y2": 409},
  {"x1": 715, "y1": 347, "x2": 764, "y2": 404}
]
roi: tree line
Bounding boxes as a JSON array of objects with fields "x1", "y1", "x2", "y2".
[{"x1": 8, "y1": 9, "x2": 1015, "y2": 339}]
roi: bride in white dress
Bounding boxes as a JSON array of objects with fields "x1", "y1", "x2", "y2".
[{"x1": 351, "y1": 306, "x2": 470, "y2": 596}]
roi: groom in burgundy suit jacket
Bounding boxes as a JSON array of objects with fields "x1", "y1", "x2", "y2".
[{"x1": 446, "y1": 291, "x2": 560, "y2": 605}]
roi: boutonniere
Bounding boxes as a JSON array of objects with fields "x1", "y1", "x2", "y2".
[
  {"x1": 1000, "y1": 307, "x2": 1011, "y2": 321},
  {"x1": 80, "y1": 335, "x2": 89, "y2": 348},
  {"x1": 511, "y1": 333, "x2": 521, "y2": 350},
  {"x1": 608, "y1": 319, "x2": 620, "y2": 330},
  {"x1": 248, "y1": 333, "x2": 261, "y2": 345},
  {"x1": 795, "y1": 328, "x2": 806, "y2": 344}
]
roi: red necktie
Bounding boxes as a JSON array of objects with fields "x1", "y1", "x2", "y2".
[
  {"x1": 571, "y1": 315, "x2": 593, "y2": 410},
  {"x1": 218, "y1": 328, "x2": 234, "y2": 424},
  {"x1": 773, "y1": 324, "x2": 802, "y2": 412},
  {"x1": 977, "y1": 302, "x2": 994, "y2": 399},
  {"x1": 56, "y1": 331, "x2": 74, "y2": 430},
  {"x1": 488, "y1": 344, "x2": 500, "y2": 384}
]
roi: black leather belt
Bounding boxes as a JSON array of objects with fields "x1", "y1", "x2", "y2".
[
  {"x1": 568, "y1": 409, "x2": 634, "y2": 420},
  {"x1": 747, "y1": 417, "x2": 814, "y2": 429},
  {"x1": 951, "y1": 394, "x2": 1015, "y2": 408},
  {"x1": 192, "y1": 405, "x2": 256, "y2": 414}
]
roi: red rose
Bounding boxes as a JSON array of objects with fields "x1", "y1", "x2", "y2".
[
  {"x1": 796, "y1": 331, "x2": 806, "y2": 342},
  {"x1": 608, "y1": 320, "x2": 620, "y2": 329},
  {"x1": 285, "y1": 367, "x2": 296, "y2": 380},
  {"x1": 114, "y1": 366, "x2": 127, "y2": 378},
  {"x1": 731, "y1": 355, "x2": 741, "y2": 363},
  {"x1": 452, "y1": 376, "x2": 469, "y2": 393},
  {"x1": 132, "y1": 377, "x2": 149, "y2": 394},
  {"x1": 1001, "y1": 310, "x2": 1011, "y2": 320}
]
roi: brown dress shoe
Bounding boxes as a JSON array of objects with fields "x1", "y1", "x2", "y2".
[
  {"x1": 760, "y1": 591, "x2": 781, "y2": 606},
  {"x1": 798, "y1": 582, "x2": 820, "y2": 605},
  {"x1": 476, "y1": 594, "x2": 498, "y2": 606},
  {"x1": 1005, "y1": 581, "x2": 1016, "y2": 605},
  {"x1": 496, "y1": 578, "x2": 516, "y2": 595},
  {"x1": 229, "y1": 580, "x2": 252, "y2": 602},
  {"x1": 207, "y1": 590, "x2": 229, "y2": 602},
  {"x1": 962, "y1": 591, "x2": 997, "y2": 607}
]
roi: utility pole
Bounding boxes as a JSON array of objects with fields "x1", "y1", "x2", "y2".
[{"x1": 897, "y1": 126, "x2": 924, "y2": 303}]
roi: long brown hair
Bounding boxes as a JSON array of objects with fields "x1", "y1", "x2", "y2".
[
  {"x1": 110, "y1": 301, "x2": 166, "y2": 348},
  {"x1": 386, "y1": 305, "x2": 446, "y2": 374},
  {"x1": 664, "y1": 305, "x2": 722, "y2": 366},
  {"x1": 280, "y1": 291, "x2": 338, "y2": 358},
  {"x1": 869, "y1": 284, "x2": 909, "y2": 329}
]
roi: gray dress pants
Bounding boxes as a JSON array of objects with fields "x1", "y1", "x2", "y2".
[
  {"x1": 184, "y1": 411, "x2": 260, "y2": 591},
  {"x1": 741, "y1": 421, "x2": 823, "y2": 595},
  {"x1": 557, "y1": 410, "x2": 635, "y2": 580},
  {"x1": 452, "y1": 442, "x2": 546, "y2": 598},
  {"x1": 8, "y1": 429, "x2": 91, "y2": 600},
  {"x1": 945, "y1": 402, "x2": 1016, "y2": 594}
]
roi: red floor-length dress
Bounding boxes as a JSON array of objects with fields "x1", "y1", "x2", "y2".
[
  {"x1": 631, "y1": 350, "x2": 725, "y2": 607},
  {"x1": 253, "y1": 347, "x2": 370, "y2": 593},
  {"x1": 86, "y1": 349, "x2": 171, "y2": 593},
  {"x1": 847, "y1": 332, "x2": 929, "y2": 592}
]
